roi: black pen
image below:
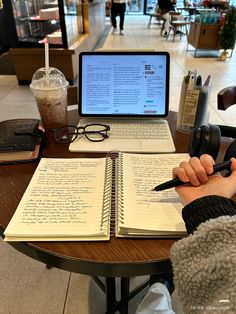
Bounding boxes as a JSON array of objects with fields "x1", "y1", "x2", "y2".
[
  {"x1": 196, "y1": 75, "x2": 202, "y2": 86},
  {"x1": 152, "y1": 160, "x2": 231, "y2": 192}
]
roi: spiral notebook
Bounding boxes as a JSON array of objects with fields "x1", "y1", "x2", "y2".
[{"x1": 4, "y1": 153, "x2": 188, "y2": 242}]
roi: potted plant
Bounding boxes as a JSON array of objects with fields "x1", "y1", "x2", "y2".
[{"x1": 219, "y1": 6, "x2": 236, "y2": 61}]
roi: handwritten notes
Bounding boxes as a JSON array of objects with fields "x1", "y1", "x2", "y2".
[
  {"x1": 4, "y1": 153, "x2": 188, "y2": 241},
  {"x1": 4, "y1": 158, "x2": 109, "y2": 240},
  {"x1": 118, "y1": 153, "x2": 189, "y2": 234},
  {"x1": 122, "y1": 153, "x2": 188, "y2": 205}
]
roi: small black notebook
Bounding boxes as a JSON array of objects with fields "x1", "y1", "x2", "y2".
[{"x1": 0, "y1": 119, "x2": 45, "y2": 163}]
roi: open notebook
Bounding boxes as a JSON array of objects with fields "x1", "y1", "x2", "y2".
[
  {"x1": 69, "y1": 51, "x2": 175, "y2": 153},
  {"x1": 4, "y1": 153, "x2": 189, "y2": 241}
]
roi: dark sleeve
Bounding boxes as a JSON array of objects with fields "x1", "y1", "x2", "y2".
[
  {"x1": 182, "y1": 195, "x2": 236, "y2": 234},
  {"x1": 158, "y1": 0, "x2": 163, "y2": 9},
  {"x1": 158, "y1": 0, "x2": 171, "y2": 10}
]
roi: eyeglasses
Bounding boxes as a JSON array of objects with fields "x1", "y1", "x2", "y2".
[{"x1": 53, "y1": 124, "x2": 110, "y2": 143}]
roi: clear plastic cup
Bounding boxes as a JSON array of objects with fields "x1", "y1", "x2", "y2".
[{"x1": 30, "y1": 67, "x2": 69, "y2": 131}]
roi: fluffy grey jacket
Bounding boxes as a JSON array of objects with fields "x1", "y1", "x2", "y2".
[{"x1": 170, "y1": 196, "x2": 236, "y2": 314}]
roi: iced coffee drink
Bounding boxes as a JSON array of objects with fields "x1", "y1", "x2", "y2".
[{"x1": 30, "y1": 67, "x2": 69, "y2": 131}]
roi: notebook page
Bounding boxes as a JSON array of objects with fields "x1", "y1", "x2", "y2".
[
  {"x1": 118, "y1": 153, "x2": 189, "y2": 234},
  {"x1": 4, "y1": 158, "x2": 109, "y2": 240},
  {"x1": 119, "y1": 203, "x2": 185, "y2": 234}
]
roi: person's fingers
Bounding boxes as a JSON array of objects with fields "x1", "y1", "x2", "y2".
[
  {"x1": 172, "y1": 166, "x2": 189, "y2": 182},
  {"x1": 173, "y1": 155, "x2": 218, "y2": 187},
  {"x1": 176, "y1": 160, "x2": 200, "y2": 186},
  {"x1": 230, "y1": 157, "x2": 236, "y2": 172},
  {"x1": 199, "y1": 154, "x2": 215, "y2": 174},
  {"x1": 188, "y1": 156, "x2": 209, "y2": 183}
]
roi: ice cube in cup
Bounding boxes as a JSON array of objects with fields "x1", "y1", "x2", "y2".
[{"x1": 30, "y1": 67, "x2": 69, "y2": 131}]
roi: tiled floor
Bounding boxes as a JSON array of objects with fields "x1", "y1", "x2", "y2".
[{"x1": 0, "y1": 14, "x2": 236, "y2": 314}]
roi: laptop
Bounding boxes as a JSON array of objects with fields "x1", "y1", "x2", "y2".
[{"x1": 69, "y1": 51, "x2": 175, "y2": 153}]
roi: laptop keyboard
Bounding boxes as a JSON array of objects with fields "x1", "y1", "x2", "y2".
[
  {"x1": 108, "y1": 122, "x2": 171, "y2": 139},
  {"x1": 71, "y1": 119, "x2": 176, "y2": 152}
]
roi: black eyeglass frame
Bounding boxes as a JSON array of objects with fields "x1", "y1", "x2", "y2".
[{"x1": 53, "y1": 123, "x2": 110, "y2": 143}]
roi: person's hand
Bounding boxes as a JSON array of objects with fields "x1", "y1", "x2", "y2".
[{"x1": 172, "y1": 154, "x2": 236, "y2": 206}]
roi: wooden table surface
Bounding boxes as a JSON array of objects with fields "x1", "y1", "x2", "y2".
[{"x1": 0, "y1": 111, "x2": 211, "y2": 277}]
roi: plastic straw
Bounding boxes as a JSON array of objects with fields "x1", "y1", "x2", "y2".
[{"x1": 45, "y1": 42, "x2": 49, "y2": 85}]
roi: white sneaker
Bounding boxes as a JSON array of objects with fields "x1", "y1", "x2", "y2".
[
  {"x1": 120, "y1": 30, "x2": 124, "y2": 36},
  {"x1": 111, "y1": 28, "x2": 117, "y2": 35}
]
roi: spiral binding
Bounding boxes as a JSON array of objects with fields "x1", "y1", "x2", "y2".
[
  {"x1": 100, "y1": 151, "x2": 126, "y2": 236},
  {"x1": 116, "y1": 153, "x2": 125, "y2": 227},
  {"x1": 100, "y1": 155, "x2": 113, "y2": 234},
  {"x1": 103, "y1": 151, "x2": 120, "y2": 236}
]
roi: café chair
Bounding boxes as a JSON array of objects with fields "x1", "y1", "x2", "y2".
[
  {"x1": 147, "y1": 5, "x2": 166, "y2": 36},
  {"x1": 166, "y1": 13, "x2": 191, "y2": 42},
  {"x1": 147, "y1": 13, "x2": 165, "y2": 29},
  {"x1": 217, "y1": 86, "x2": 236, "y2": 111}
]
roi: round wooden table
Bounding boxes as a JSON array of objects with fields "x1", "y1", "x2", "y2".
[{"x1": 0, "y1": 110, "x2": 213, "y2": 313}]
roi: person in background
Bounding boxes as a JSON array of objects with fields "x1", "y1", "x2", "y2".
[
  {"x1": 111, "y1": 0, "x2": 131, "y2": 35},
  {"x1": 158, "y1": 0, "x2": 176, "y2": 37},
  {"x1": 136, "y1": 154, "x2": 236, "y2": 313}
]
